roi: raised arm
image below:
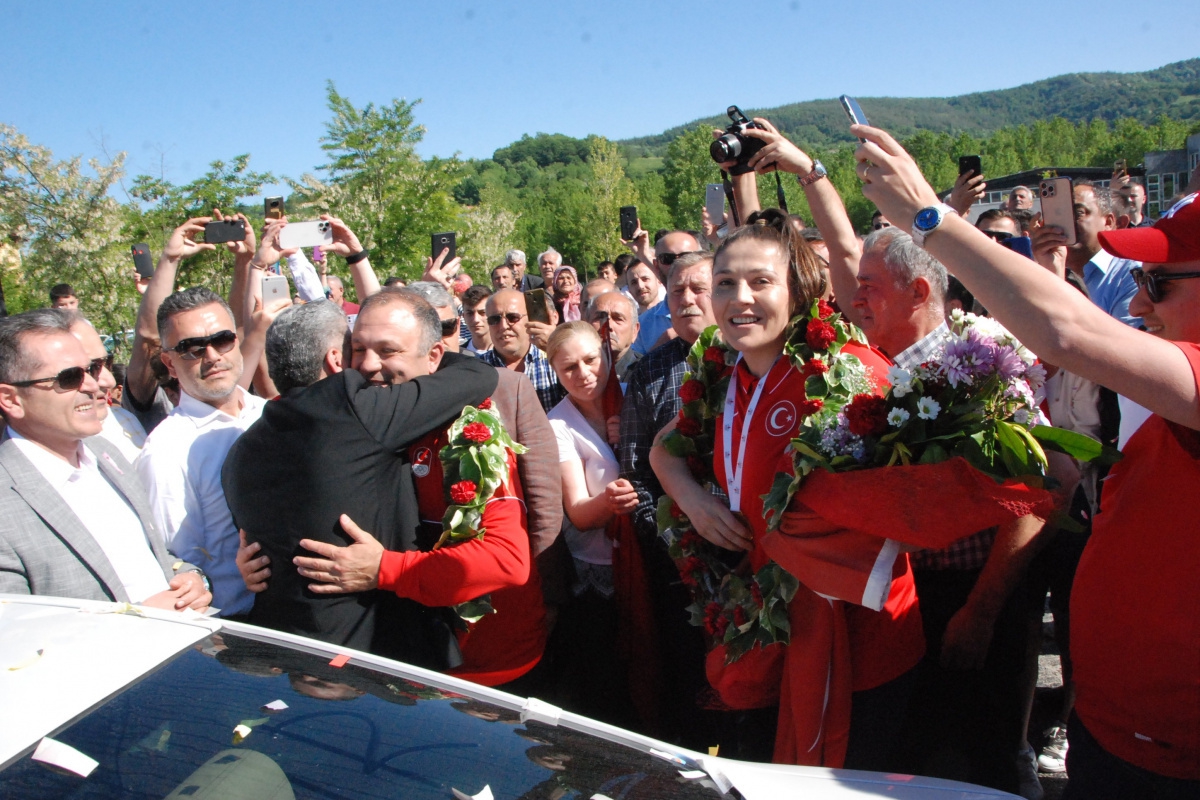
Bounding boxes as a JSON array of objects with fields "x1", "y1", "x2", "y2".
[
  {"x1": 854, "y1": 123, "x2": 1200, "y2": 430},
  {"x1": 743, "y1": 119, "x2": 864, "y2": 325},
  {"x1": 322, "y1": 214, "x2": 380, "y2": 299},
  {"x1": 214, "y1": 210, "x2": 257, "y2": 332},
  {"x1": 127, "y1": 217, "x2": 214, "y2": 407}
]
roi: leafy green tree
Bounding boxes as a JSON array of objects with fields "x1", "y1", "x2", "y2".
[
  {"x1": 0, "y1": 124, "x2": 136, "y2": 342},
  {"x1": 663, "y1": 126, "x2": 720, "y2": 230},
  {"x1": 288, "y1": 81, "x2": 463, "y2": 288}
]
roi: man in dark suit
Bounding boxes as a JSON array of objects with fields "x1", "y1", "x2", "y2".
[
  {"x1": 0, "y1": 309, "x2": 210, "y2": 609},
  {"x1": 222, "y1": 294, "x2": 498, "y2": 669},
  {"x1": 507, "y1": 249, "x2": 544, "y2": 291}
]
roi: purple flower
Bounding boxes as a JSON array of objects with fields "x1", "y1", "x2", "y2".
[
  {"x1": 989, "y1": 344, "x2": 1026, "y2": 383},
  {"x1": 940, "y1": 328, "x2": 993, "y2": 388}
]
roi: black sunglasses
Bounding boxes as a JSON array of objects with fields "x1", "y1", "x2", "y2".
[
  {"x1": 439, "y1": 316, "x2": 460, "y2": 337},
  {"x1": 1131, "y1": 267, "x2": 1200, "y2": 303},
  {"x1": 10, "y1": 359, "x2": 105, "y2": 392},
  {"x1": 980, "y1": 229, "x2": 1014, "y2": 242},
  {"x1": 167, "y1": 330, "x2": 238, "y2": 360},
  {"x1": 487, "y1": 312, "x2": 525, "y2": 327},
  {"x1": 658, "y1": 251, "x2": 701, "y2": 267}
]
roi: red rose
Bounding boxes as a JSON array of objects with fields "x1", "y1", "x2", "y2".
[
  {"x1": 703, "y1": 346, "x2": 726, "y2": 367},
  {"x1": 703, "y1": 602, "x2": 723, "y2": 636},
  {"x1": 750, "y1": 582, "x2": 764, "y2": 607},
  {"x1": 679, "y1": 378, "x2": 705, "y2": 404},
  {"x1": 817, "y1": 299, "x2": 835, "y2": 319},
  {"x1": 845, "y1": 393, "x2": 889, "y2": 437},
  {"x1": 449, "y1": 480, "x2": 478, "y2": 505},
  {"x1": 798, "y1": 398, "x2": 824, "y2": 416},
  {"x1": 680, "y1": 529, "x2": 702, "y2": 549},
  {"x1": 733, "y1": 606, "x2": 748, "y2": 627},
  {"x1": 677, "y1": 416, "x2": 702, "y2": 437},
  {"x1": 477, "y1": 397, "x2": 492, "y2": 410},
  {"x1": 715, "y1": 614, "x2": 730, "y2": 637},
  {"x1": 802, "y1": 358, "x2": 829, "y2": 377},
  {"x1": 669, "y1": 502, "x2": 683, "y2": 519},
  {"x1": 462, "y1": 422, "x2": 493, "y2": 443},
  {"x1": 806, "y1": 317, "x2": 837, "y2": 350}
]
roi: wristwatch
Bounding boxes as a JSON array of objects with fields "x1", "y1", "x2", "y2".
[
  {"x1": 911, "y1": 203, "x2": 956, "y2": 247},
  {"x1": 799, "y1": 160, "x2": 827, "y2": 187}
]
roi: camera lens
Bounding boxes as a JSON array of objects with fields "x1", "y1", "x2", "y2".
[{"x1": 710, "y1": 134, "x2": 741, "y2": 163}]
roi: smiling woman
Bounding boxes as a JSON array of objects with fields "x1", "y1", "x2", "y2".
[{"x1": 650, "y1": 210, "x2": 924, "y2": 768}]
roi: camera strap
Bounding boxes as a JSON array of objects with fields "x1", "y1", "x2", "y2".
[{"x1": 720, "y1": 167, "x2": 789, "y2": 228}]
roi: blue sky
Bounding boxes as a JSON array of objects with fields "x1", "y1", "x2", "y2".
[{"x1": 3, "y1": 0, "x2": 1197, "y2": 197}]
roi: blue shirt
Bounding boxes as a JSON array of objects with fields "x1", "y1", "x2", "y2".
[
  {"x1": 1081, "y1": 249, "x2": 1141, "y2": 328},
  {"x1": 631, "y1": 300, "x2": 672, "y2": 356}
]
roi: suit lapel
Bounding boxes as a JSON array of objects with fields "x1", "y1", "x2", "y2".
[{"x1": 0, "y1": 441, "x2": 130, "y2": 602}]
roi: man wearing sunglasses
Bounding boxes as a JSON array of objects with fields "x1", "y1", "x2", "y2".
[
  {"x1": 630, "y1": 230, "x2": 703, "y2": 356},
  {"x1": 479, "y1": 289, "x2": 566, "y2": 414},
  {"x1": 136, "y1": 287, "x2": 265, "y2": 617},
  {"x1": 0, "y1": 309, "x2": 210, "y2": 612}
]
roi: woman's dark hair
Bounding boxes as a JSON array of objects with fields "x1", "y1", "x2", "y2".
[{"x1": 715, "y1": 208, "x2": 826, "y2": 316}]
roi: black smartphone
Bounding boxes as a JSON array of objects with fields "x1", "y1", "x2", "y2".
[
  {"x1": 1113, "y1": 159, "x2": 1128, "y2": 178},
  {"x1": 431, "y1": 231, "x2": 456, "y2": 262},
  {"x1": 525, "y1": 288, "x2": 551, "y2": 324},
  {"x1": 131, "y1": 243, "x2": 154, "y2": 279},
  {"x1": 264, "y1": 196, "x2": 284, "y2": 220},
  {"x1": 958, "y1": 155, "x2": 982, "y2": 179},
  {"x1": 203, "y1": 219, "x2": 247, "y2": 244},
  {"x1": 619, "y1": 206, "x2": 638, "y2": 240},
  {"x1": 839, "y1": 95, "x2": 869, "y2": 141}
]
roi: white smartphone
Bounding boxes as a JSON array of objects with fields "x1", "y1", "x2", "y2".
[
  {"x1": 279, "y1": 219, "x2": 333, "y2": 250},
  {"x1": 705, "y1": 183, "x2": 726, "y2": 227},
  {"x1": 1038, "y1": 178, "x2": 1077, "y2": 246},
  {"x1": 262, "y1": 274, "x2": 290, "y2": 306}
]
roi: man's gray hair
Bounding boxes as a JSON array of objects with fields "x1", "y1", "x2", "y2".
[
  {"x1": 538, "y1": 247, "x2": 562, "y2": 266},
  {"x1": 587, "y1": 289, "x2": 638, "y2": 321},
  {"x1": 0, "y1": 307, "x2": 73, "y2": 385},
  {"x1": 505, "y1": 249, "x2": 526, "y2": 265},
  {"x1": 666, "y1": 250, "x2": 714, "y2": 285},
  {"x1": 406, "y1": 281, "x2": 454, "y2": 310},
  {"x1": 326, "y1": 275, "x2": 344, "y2": 290},
  {"x1": 157, "y1": 287, "x2": 234, "y2": 345},
  {"x1": 265, "y1": 300, "x2": 348, "y2": 394},
  {"x1": 862, "y1": 227, "x2": 948, "y2": 302}
]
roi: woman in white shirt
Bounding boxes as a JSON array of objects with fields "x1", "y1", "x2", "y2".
[{"x1": 545, "y1": 321, "x2": 638, "y2": 727}]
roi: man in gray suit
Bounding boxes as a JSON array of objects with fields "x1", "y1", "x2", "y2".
[{"x1": 0, "y1": 309, "x2": 210, "y2": 610}]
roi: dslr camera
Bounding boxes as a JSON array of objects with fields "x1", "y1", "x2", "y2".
[{"x1": 709, "y1": 105, "x2": 767, "y2": 175}]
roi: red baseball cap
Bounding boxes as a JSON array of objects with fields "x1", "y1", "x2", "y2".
[{"x1": 1099, "y1": 192, "x2": 1200, "y2": 263}]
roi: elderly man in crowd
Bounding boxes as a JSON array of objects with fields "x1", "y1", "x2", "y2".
[
  {"x1": 506, "y1": 249, "x2": 542, "y2": 291},
  {"x1": 1006, "y1": 186, "x2": 1034, "y2": 212},
  {"x1": 586, "y1": 290, "x2": 641, "y2": 381},
  {"x1": 0, "y1": 309, "x2": 210, "y2": 611},
  {"x1": 537, "y1": 247, "x2": 562, "y2": 286},
  {"x1": 627, "y1": 230, "x2": 704, "y2": 356},
  {"x1": 479, "y1": 289, "x2": 566, "y2": 413}
]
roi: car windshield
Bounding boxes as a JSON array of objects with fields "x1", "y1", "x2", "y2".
[{"x1": 0, "y1": 630, "x2": 722, "y2": 800}]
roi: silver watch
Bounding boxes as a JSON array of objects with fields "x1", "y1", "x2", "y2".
[
  {"x1": 799, "y1": 160, "x2": 827, "y2": 187},
  {"x1": 911, "y1": 203, "x2": 956, "y2": 247}
]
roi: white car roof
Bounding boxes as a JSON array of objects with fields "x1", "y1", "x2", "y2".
[{"x1": 0, "y1": 595, "x2": 1017, "y2": 799}]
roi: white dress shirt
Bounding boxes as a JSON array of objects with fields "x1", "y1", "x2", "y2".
[
  {"x1": 9, "y1": 429, "x2": 168, "y2": 602},
  {"x1": 136, "y1": 387, "x2": 265, "y2": 615},
  {"x1": 98, "y1": 406, "x2": 146, "y2": 463}
]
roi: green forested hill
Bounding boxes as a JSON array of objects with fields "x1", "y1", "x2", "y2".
[{"x1": 621, "y1": 58, "x2": 1200, "y2": 156}]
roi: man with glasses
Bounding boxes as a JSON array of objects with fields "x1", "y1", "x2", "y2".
[
  {"x1": 136, "y1": 287, "x2": 265, "y2": 617},
  {"x1": 0, "y1": 309, "x2": 211, "y2": 611},
  {"x1": 479, "y1": 289, "x2": 565, "y2": 413},
  {"x1": 630, "y1": 230, "x2": 703, "y2": 356},
  {"x1": 66, "y1": 314, "x2": 144, "y2": 463}
]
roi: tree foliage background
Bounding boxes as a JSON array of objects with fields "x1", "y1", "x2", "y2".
[{"x1": 2, "y1": 73, "x2": 1198, "y2": 347}]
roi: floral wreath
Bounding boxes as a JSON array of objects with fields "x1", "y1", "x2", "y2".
[
  {"x1": 437, "y1": 397, "x2": 527, "y2": 622},
  {"x1": 656, "y1": 299, "x2": 872, "y2": 662}
]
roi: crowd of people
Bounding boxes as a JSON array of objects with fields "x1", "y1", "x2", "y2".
[{"x1": 0, "y1": 113, "x2": 1197, "y2": 800}]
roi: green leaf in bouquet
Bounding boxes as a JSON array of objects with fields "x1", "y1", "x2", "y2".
[
  {"x1": 761, "y1": 471, "x2": 799, "y2": 531},
  {"x1": 917, "y1": 442, "x2": 950, "y2": 464},
  {"x1": 995, "y1": 420, "x2": 1034, "y2": 475},
  {"x1": 661, "y1": 429, "x2": 698, "y2": 458},
  {"x1": 1006, "y1": 421, "x2": 1049, "y2": 472},
  {"x1": 656, "y1": 495, "x2": 684, "y2": 530},
  {"x1": 805, "y1": 373, "x2": 828, "y2": 399},
  {"x1": 1031, "y1": 425, "x2": 1122, "y2": 465},
  {"x1": 769, "y1": 600, "x2": 790, "y2": 632}
]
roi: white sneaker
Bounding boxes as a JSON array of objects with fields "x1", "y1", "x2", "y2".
[
  {"x1": 1038, "y1": 723, "x2": 1068, "y2": 773},
  {"x1": 1016, "y1": 742, "x2": 1045, "y2": 800}
]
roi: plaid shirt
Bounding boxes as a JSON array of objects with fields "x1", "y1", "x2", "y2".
[
  {"x1": 479, "y1": 344, "x2": 566, "y2": 414},
  {"x1": 893, "y1": 323, "x2": 995, "y2": 571}
]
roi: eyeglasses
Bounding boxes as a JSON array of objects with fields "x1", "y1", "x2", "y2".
[
  {"x1": 980, "y1": 230, "x2": 1014, "y2": 242},
  {"x1": 167, "y1": 330, "x2": 238, "y2": 360},
  {"x1": 439, "y1": 316, "x2": 460, "y2": 337},
  {"x1": 658, "y1": 251, "x2": 700, "y2": 267},
  {"x1": 9, "y1": 359, "x2": 105, "y2": 392},
  {"x1": 1130, "y1": 267, "x2": 1200, "y2": 303},
  {"x1": 487, "y1": 312, "x2": 525, "y2": 327}
]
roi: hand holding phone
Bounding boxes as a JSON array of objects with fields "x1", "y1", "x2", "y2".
[
  {"x1": 525, "y1": 288, "x2": 551, "y2": 325},
  {"x1": 619, "y1": 207, "x2": 639, "y2": 241},
  {"x1": 840, "y1": 95, "x2": 870, "y2": 142},
  {"x1": 203, "y1": 219, "x2": 248, "y2": 245},
  {"x1": 264, "y1": 196, "x2": 284, "y2": 220},
  {"x1": 279, "y1": 220, "x2": 334, "y2": 250},
  {"x1": 1038, "y1": 178, "x2": 1077, "y2": 246},
  {"x1": 131, "y1": 244, "x2": 154, "y2": 279},
  {"x1": 431, "y1": 232, "x2": 457, "y2": 263},
  {"x1": 958, "y1": 155, "x2": 982, "y2": 178}
]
